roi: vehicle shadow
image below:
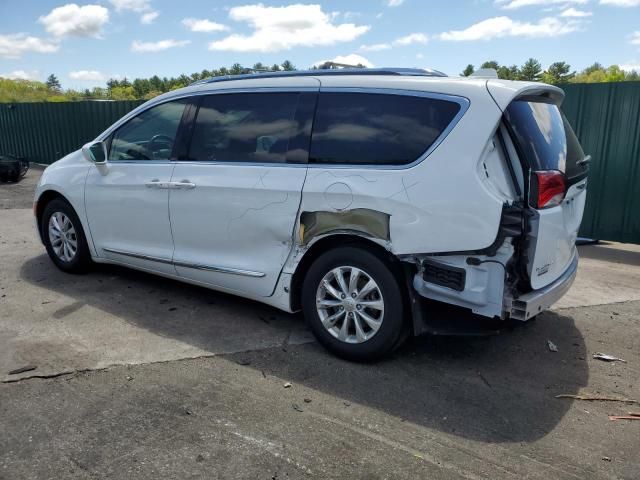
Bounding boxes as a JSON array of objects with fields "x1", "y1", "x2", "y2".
[
  {"x1": 578, "y1": 242, "x2": 640, "y2": 267},
  {"x1": 20, "y1": 254, "x2": 589, "y2": 443}
]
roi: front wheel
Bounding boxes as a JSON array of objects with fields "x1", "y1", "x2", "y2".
[
  {"x1": 301, "y1": 247, "x2": 407, "y2": 361},
  {"x1": 42, "y1": 198, "x2": 92, "y2": 273}
]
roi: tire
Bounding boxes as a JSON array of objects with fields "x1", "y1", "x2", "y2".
[
  {"x1": 8, "y1": 170, "x2": 20, "y2": 182},
  {"x1": 301, "y1": 247, "x2": 407, "y2": 361},
  {"x1": 42, "y1": 198, "x2": 92, "y2": 273}
]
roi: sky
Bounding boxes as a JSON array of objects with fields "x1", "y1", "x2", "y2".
[{"x1": 1, "y1": 0, "x2": 639, "y2": 89}]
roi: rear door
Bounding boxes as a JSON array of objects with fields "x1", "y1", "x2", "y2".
[
  {"x1": 504, "y1": 99, "x2": 589, "y2": 290},
  {"x1": 168, "y1": 88, "x2": 317, "y2": 297}
]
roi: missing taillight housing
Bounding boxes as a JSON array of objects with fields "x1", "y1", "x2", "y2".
[{"x1": 531, "y1": 171, "x2": 566, "y2": 209}]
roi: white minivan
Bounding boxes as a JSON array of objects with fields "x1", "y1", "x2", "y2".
[{"x1": 34, "y1": 68, "x2": 589, "y2": 360}]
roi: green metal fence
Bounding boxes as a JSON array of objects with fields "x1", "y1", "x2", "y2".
[
  {"x1": 0, "y1": 83, "x2": 639, "y2": 243},
  {"x1": 0, "y1": 100, "x2": 143, "y2": 165},
  {"x1": 561, "y1": 82, "x2": 640, "y2": 244}
]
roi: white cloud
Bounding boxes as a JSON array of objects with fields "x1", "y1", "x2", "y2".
[
  {"x1": 360, "y1": 32, "x2": 427, "y2": 51},
  {"x1": 141, "y1": 11, "x2": 159, "y2": 24},
  {"x1": 394, "y1": 32, "x2": 428, "y2": 45},
  {"x1": 69, "y1": 70, "x2": 105, "y2": 81},
  {"x1": 386, "y1": 0, "x2": 405, "y2": 6},
  {"x1": 439, "y1": 16, "x2": 583, "y2": 41},
  {"x1": 560, "y1": 7, "x2": 593, "y2": 16},
  {"x1": 110, "y1": 0, "x2": 150, "y2": 12},
  {"x1": 0, "y1": 70, "x2": 40, "y2": 80},
  {"x1": 182, "y1": 18, "x2": 228, "y2": 33},
  {"x1": 342, "y1": 11, "x2": 361, "y2": 20},
  {"x1": 0, "y1": 34, "x2": 59, "y2": 59},
  {"x1": 360, "y1": 43, "x2": 392, "y2": 51},
  {"x1": 630, "y1": 31, "x2": 640, "y2": 45},
  {"x1": 209, "y1": 4, "x2": 370, "y2": 53},
  {"x1": 131, "y1": 39, "x2": 190, "y2": 52},
  {"x1": 110, "y1": 0, "x2": 158, "y2": 24},
  {"x1": 38, "y1": 4, "x2": 109, "y2": 38},
  {"x1": 496, "y1": 0, "x2": 587, "y2": 9},
  {"x1": 620, "y1": 62, "x2": 640, "y2": 71},
  {"x1": 313, "y1": 54, "x2": 374, "y2": 68},
  {"x1": 599, "y1": 0, "x2": 640, "y2": 6}
]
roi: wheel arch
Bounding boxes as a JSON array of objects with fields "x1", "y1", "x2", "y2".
[
  {"x1": 289, "y1": 234, "x2": 413, "y2": 317},
  {"x1": 35, "y1": 190, "x2": 82, "y2": 244}
]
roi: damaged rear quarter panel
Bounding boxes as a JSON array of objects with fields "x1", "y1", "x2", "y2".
[{"x1": 298, "y1": 88, "x2": 506, "y2": 257}]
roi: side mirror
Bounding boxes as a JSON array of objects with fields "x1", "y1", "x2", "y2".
[{"x1": 82, "y1": 141, "x2": 107, "y2": 165}]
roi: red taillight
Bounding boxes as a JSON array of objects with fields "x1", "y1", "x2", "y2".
[{"x1": 533, "y1": 171, "x2": 566, "y2": 209}]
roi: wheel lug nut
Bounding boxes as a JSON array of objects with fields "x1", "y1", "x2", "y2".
[
  {"x1": 351, "y1": 293, "x2": 356, "y2": 298},
  {"x1": 356, "y1": 305, "x2": 361, "y2": 310},
  {"x1": 341, "y1": 294, "x2": 346, "y2": 299}
]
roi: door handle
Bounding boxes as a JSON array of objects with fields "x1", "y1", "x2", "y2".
[
  {"x1": 145, "y1": 180, "x2": 195, "y2": 189},
  {"x1": 171, "y1": 180, "x2": 196, "y2": 189}
]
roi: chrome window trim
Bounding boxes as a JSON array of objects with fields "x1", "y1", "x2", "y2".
[
  {"x1": 102, "y1": 247, "x2": 265, "y2": 278},
  {"x1": 96, "y1": 87, "x2": 469, "y2": 171},
  {"x1": 96, "y1": 87, "x2": 320, "y2": 143}
]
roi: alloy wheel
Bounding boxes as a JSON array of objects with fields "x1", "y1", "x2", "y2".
[
  {"x1": 48, "y1": 212, "x2": 78, "y2": 262},
  {"x1": 315, "y1": 266, "x2": 385, "y2": 344}
]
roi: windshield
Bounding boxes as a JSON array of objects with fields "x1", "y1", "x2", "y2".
[{"x1": 505, "y1": 100, "x2": 587, "y2": 180}]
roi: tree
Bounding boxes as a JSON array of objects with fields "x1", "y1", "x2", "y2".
[
  {"x1": 497, "y1": 65, "x2": 520, "y2": 80},
  {"x1": 543, "y1": 62, "x2": 575, "y2": 84},
  {"x1": 46, "y1": 74, "x2": 61, "y2": 92},
  {"x1": 480, "y1": 60, "x2": 500, "y2": 70},
  {"x1": 605, "y1": 65, "x2": 625, "y2": 82},
  {"x1": 461, "y1": 64, "x2": 475, "y2": 77},
  {"x1": 584, "y1": 62, "x2": 604, "y2": 75},
  {"x1": 109, "y1": 85, "x2": 136, "y2": 100},
  {"x1": 281, "y1": 60, "x2": 295, "y2": 71},
  {"x1": 519, "y1": 58, "x2": 542, "y2": 81},
  {"x1": 626, "y1": 70, "x2": 640, "y2": 81}
]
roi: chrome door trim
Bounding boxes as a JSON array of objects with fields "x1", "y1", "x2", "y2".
[
  {"x1": 173, "y1": 259, "x2": 266, "y2": 278},
  {"x1": 103, "y1": 247, "x2": 173, "y2": 265},
  {"x1": 103, "y1": 247, "x2": 265, "y2": 278}
]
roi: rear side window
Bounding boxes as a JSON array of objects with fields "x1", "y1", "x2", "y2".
[
  {"x1": 505, "y1": 100, "x2": 587, "y2": 180},
  {"x1": 188, "y1": 93, "x2": 299, "y2": 163},
  {"x1": 309, "y1": 92, "x2": 462, "y2": 165}
]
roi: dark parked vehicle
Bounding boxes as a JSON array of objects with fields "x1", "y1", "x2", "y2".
[{"x1": 0, "y1": 155, "x2": 29, "y2": 182}]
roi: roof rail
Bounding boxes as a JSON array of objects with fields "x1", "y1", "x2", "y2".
[{"x1": 191, "y1": 67, "x2": 447, "y2": 86}]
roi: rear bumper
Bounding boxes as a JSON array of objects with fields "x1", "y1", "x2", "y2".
[{"x1": 510, "y1": 251, "x2": 578, "y2": 321}]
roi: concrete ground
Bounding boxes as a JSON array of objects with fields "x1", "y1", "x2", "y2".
[{"x1": 1, "y1": 167, "x2": 639, "y2": 479}]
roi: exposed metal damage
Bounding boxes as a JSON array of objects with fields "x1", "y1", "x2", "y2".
[{"x1": 298, "y1": 209, "x2": 391, "y2": 245}]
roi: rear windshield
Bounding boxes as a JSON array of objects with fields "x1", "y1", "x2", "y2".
[{"x1": 505, "y1": 100, "x2": 586, "y2": 179}]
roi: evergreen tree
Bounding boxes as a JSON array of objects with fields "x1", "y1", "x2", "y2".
[
  {"x1": 544, "y1": 62, "x2": 575, "y2": 84},
  {"x1": 461, "y1": 64, "x2": 475, "y2": 77},
  {"x1": 519, "y1": 58, "x2": 543, "y2": 81},
  {"x1": 281, "y1": 60, "x2": 295, "y2": 71},
  {"x1": 46, "y1": 74, "x2": 61, "y2": 92}
]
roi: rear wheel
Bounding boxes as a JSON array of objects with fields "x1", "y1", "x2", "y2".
[
  {"x1": 302, "y1": 247, "x2": 407, "y2": 361},
  {"x1": 42, "y1": 198, "x2": 92, "y2": 273}
]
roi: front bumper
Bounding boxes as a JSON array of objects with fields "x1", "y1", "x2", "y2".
[{"x1": 510, "y1": 252, "x2": 579, "y2": 321}]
